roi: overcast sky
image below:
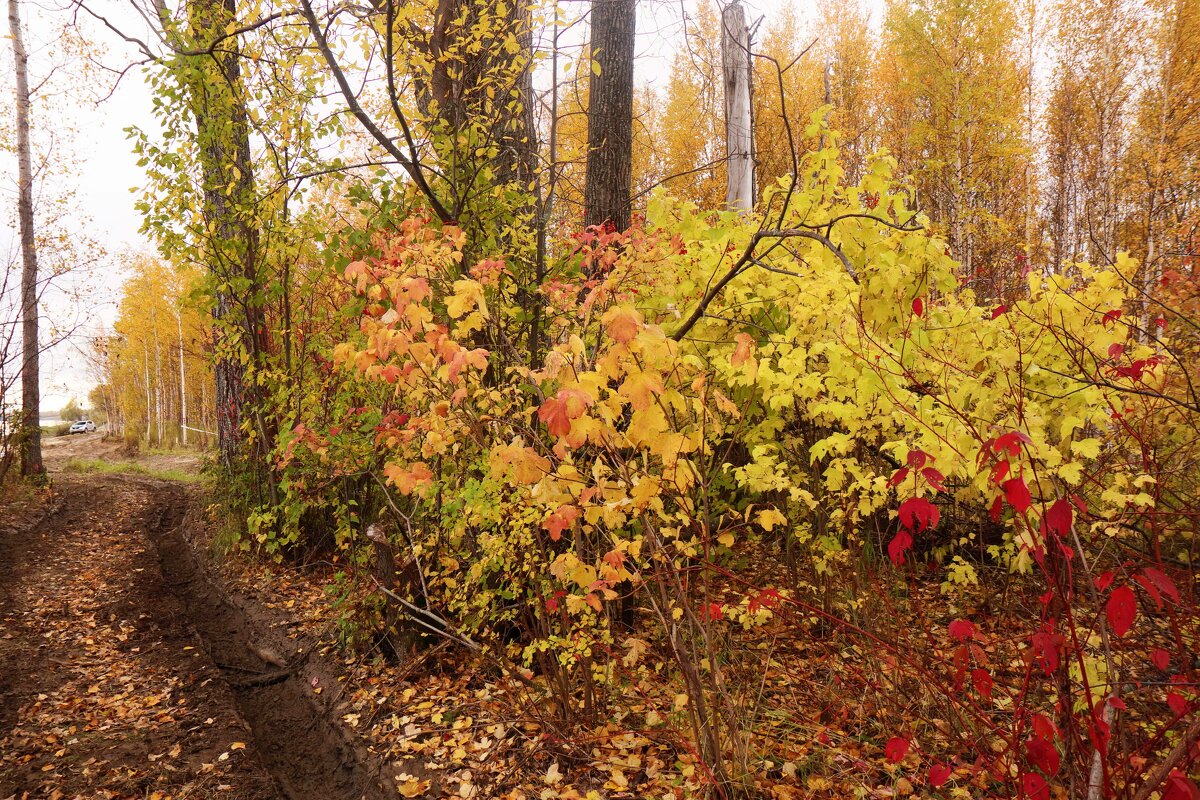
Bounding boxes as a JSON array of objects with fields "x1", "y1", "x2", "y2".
[{"x1": 2, "y1": 0, "x2": 882, "y2": 414}]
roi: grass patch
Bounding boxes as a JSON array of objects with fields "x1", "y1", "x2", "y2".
[{"x1": 60, "y1": 457, "x2": 199, "y2": 483}]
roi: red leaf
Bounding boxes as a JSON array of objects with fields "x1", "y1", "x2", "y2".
[
  {"x1": 1032, "y1": 625, "x2": 1063, "y2": 675},
  {"x1": 1023, "y1": 772, "x2": 1050, "y2": 800},
  {"x1": 922, "y1": 467, "x2": 946, "y2": 492},
  {"x1": 1164, "y1": 771, "x2": 1200, "y2": 800},
  {"x1": 1152, "y1": 649, "x2": 1171, "y2": 671},
  {"x1": 1043, "y1": 498, "x2": 1074, "y2": 538},
  {"x1": 1095, "y1": 571, "x2": 1115, "y2": 591},
  {"x1": 993, "y1": 431, "x2": 1031, "y2": 457},
  {"x1": 1003, "y1": 477, "x2": 1033, "y2": 513},
  {"x1": 898, "y1": 497, "x2": 940, "y2": 532},
  {"x1": 948, "y1": 619, "x2": 977, "y2": 642},
  {"x1": 1102, "y1": 309, "x2": 1123, "y2": 327},
  {"x1": 884, "y1": 736, "x2": 909, "y2": 763},
  {"x1": 888, "y1": 467, "x2": 910, "y2": 488},
  {"x1": 1108, "y1": 342, "x2": 1125, "y2": 359},
  {"x1": 888, "y1": 529, "x2": 913, "y2": 566},
  {"x1": 929, "y1": 763, "x2": 951, "y2": 788},
  {"x1": 906, "y1": 449, "x2": 928, "y2": 468},
  {"x1": 991, "y1": 305, "x2": 1008, "y2": 320},
  {"x1": 1134, "y1": 573, "x2": 1164, "y2": 611},
  {"x1": 747, "y1": 588, "x2": 782, "y2": 614},
  {"x1": 912, "y1": 297, "x2": 925, "y2": 317},
  {"x1": 989, "y1": 495, "x2": 1004, "y2": 523},
  {"x1": 1107, "y1": 697, "x2": 1127, "y2": 711},
  {"x1": 1142, "y1": 567, "x2": 1180, "y2": 604},
  {"x1": 538, "y1": 397, "x2": 572, "y2": 437},
  {"x1": 1026, "y1": 735, "x2": 1061, "y2": 776},
  {"x1": 1106, "y1": 585, "x2": 1137, "y2": 638},
  {"x1": 990, "y1": 459, "x2": 1011, "y2": 486},
  {"x1": 1167, "y1": 692, "x2": 1189, "y2": 716},
  {"x1": 971, "y1": 668, "x2": 993, "y2": 701},
  {"x1": 1031, "y1": 714, "x2": 1058, "y2": 741},
  {"x1": 542, "y1": 505, "x2": 579, "y2": 542}
]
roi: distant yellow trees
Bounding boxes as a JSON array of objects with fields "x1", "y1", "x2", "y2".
[
  {"x1": 630, "y1": 0, "x2": 1200, "y2": 302},
  {"x1": 93, "y1": 256, "x2": 213, "y2": 448}
]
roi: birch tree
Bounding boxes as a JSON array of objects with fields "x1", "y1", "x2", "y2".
[{"x1": 7, "y1": 0, "x2": 44, "y2": 480}]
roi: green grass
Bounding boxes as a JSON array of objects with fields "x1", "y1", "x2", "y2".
[{"x1": 59, "y1": 457, "x2": 199, "y2": 483}]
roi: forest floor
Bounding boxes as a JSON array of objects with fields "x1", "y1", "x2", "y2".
[
  {"x1": 5, "y1": 439, "x2": 1188, "y2": 799},
  {"x1": 0, "y1": 438, "x2": 394, "y2": 799},
  {"x1": 0, "y1": 436, "x2": 924, "y2": 800}
]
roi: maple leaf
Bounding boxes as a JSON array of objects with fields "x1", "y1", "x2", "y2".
[
  {"x1": 756, "y1": 508, "x2": 787, "y2": 531},
  {"x1": 602, "y1": 305, "x2": 642, "y2": 343},
  {"x1": 538, "y1": 397, "x2": 573, "y2": 436},
  {"x1": 619, "y1": 369, "x2": 664, "y2": 410},
  {"x1": 446, "y1": 279, "x2": 484, "y2": 319},
  {"x1": 383, "y1": 461, "x2": 434, "y2": 495},
  {"x1": 542, "y1": 505, "x2": 579, "y2": 542}
]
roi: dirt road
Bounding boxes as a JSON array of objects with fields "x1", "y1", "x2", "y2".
[{"x1": 0, "y1": 456, "x2": 389, "y2": 798}]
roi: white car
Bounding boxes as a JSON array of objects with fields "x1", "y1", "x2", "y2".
[{"x1": 68, "y1": 420, "x2": 96, "y2": 434}]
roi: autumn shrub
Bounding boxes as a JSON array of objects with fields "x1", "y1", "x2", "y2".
[{"x1": 258, "y1": 128, "x2": 1198, "y2": 797}]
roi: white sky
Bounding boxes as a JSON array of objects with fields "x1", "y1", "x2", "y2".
[{"x1": 2, "y1": 0, "x2": 884, "y2": 413}]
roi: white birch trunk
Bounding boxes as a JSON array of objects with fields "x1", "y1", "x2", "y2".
[
  {"x1": 177, "y1": 310, "x2": 188, "y2": 445},
  {"x1": 722, "y1": 1, "x2": 753, "y2": 213}
]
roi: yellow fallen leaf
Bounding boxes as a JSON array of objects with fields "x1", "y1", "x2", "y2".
[
  {"x1": 230, "y1": 742, "x2": 246, "y2": 751},
  {"x1": 398, "y1": 778, "x2": 430, "y2": 797}
]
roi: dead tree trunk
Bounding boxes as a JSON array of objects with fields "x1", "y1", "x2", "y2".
[
  {"x1": 721, "y1": 1, "x2": 754, "y2": 213},
  {"x1": 8, "y1": 0, "x2": 44, "y2": 480},
  {"x1": 584, "y1": 0, "x2": 635, "y2": 232}
]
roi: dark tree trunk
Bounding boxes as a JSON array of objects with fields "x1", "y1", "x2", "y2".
[
  {"x1": 584, "y1": 0, "x2": 635, "y2": 232},
  {"x1": 8, "y1": 0, "x2": 44, "y2": 480},
  {"x1": 185, "y1": 0, "x2": 266, "y2": 472}
]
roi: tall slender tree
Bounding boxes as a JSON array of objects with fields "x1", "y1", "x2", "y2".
[{"x1": 7, "y1": 0, "x2": 44, "y2": 480}]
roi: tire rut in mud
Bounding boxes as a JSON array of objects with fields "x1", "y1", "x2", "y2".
[{"x1": 142, "y1": 482, "x2": 390, "y2": 800}]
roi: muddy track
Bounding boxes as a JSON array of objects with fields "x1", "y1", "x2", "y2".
[
  {"x1": 0, "y1": 474, "x2": 391, "y2": 800},
  {"x1": 138, "y1": 479, "x2": 392, "y2": 800}
]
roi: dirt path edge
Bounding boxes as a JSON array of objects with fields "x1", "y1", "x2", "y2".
[{"x1": 137, "y1": 477, "x2": 396, "y2": 800}]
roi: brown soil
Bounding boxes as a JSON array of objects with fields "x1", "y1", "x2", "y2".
[{"x1": 0, "y1": 468, "x2": 390, "y2": 799}]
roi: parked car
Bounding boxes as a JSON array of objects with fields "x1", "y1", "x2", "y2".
[{"x1": 68, "y1": 419, "x2": 96, "y2": 434}]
